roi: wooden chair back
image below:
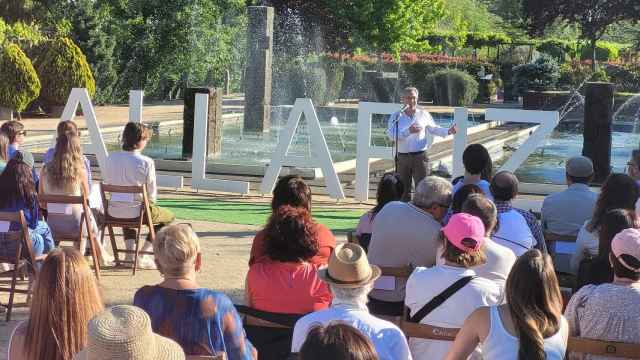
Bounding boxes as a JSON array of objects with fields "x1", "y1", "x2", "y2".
[
  {"x1": 567, "y1": 337, "x2": 640, "y2": 358},
  {"x1": 0, "y1": 210, "x2": 37, "y2": 321},
  {"x1": 40, "y1": 190, "x2": 101, "y2": 281},
  {"x1": 99, "y1": 183, "x2": 155, "y2": 275}
]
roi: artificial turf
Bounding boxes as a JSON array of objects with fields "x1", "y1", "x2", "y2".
[{"x1": 157, "y1": 198, "x2": 364, "y2": 233}]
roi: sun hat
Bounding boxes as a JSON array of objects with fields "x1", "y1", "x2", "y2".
[
  {"x1": 13, "y1": 150, "x2": 34, "y2": 168},
  {"x1": 318, "y1": 243, "x2": 381, "y2": 288},
  {"x1": 441, "y1": 213, "x2": 485, "y2": 252},
  {"x1": 566, "y1": 156, "x2": 594, "y2": 177},
  {"x1": 73, "y1": 305, "x2": 185, "y2": 360},
  {"x1": 611, "y1": 228, "x2": 640, "y2": 273}
]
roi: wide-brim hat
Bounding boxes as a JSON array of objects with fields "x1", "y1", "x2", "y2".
[
  {"x1": 318, "y1": 243, "x2": 381, "y2": 288},
  {"x1": 73, "y1": 305, "x2": 185, "y2": 360}
]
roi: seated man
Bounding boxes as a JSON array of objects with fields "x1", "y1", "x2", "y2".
[
  {"x1": 541, "y1": 156, "x2": 596, "y2": 238},
  {"x1": 367, "y1": 176, "x2": 452, "y2": 316},
  {"x1": 291, "y1": 243, "x2": 411, "y2": 360},
  {"x1": 104, "y1": 123, "x2": 175, "y2": 269},
  {"x1": 452, "y1": 143, "x2": 493, "y2": 200},
  {"x1": 490, "y1": 171, "x2": 546, "y2": 256}
]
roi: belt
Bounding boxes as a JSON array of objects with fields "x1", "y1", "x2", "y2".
[{"x1": 398, "y1": 151, "x2": 425, "y2": 155}]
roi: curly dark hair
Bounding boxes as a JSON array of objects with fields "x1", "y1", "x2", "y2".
[
  {"x1": 264, "y1": 205, "x2": 319, "y2": 263},
  {"x1": 271, "y1": 175, "x2": 311, "y2": 211},
  {"x1": 588, "y1": 173, "x2": 639, "y2": 232},
  {"x1": 0, "y1": 156, "x2": 37, "y2": 209}
]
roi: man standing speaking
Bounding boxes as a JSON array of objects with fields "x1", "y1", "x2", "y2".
[{"x1": 387, "y1": 87, "x2": 456, "y2": 201}]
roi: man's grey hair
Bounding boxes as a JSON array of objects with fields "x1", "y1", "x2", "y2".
[
  {"x1": 404, "y1": 86, "x2": 419, "y2": 97},
  {"x1": 329, "y1": 283, "x2": 372, "y2": 308},
  {"x1": 413, "y1": 176, "x2": 453, "y2": 209}
]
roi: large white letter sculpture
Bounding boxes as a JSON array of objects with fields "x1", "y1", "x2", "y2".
[
  {"x1": 354, "y1": 104, "x2": 559, "y2": 202},
  {"x1": 192, "y1": 93, "x2": 250, "y2": 194},
  {"x1": 487, "y1": 109, "x2": 559, "y2": 173},
  {"x1": 259, "y1": 98, "x2": 345, "y2": 199}
]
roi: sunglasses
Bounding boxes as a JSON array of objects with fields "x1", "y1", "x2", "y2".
[{"x1": 17, "y1": 130, "x2": 27, "y2": 136}]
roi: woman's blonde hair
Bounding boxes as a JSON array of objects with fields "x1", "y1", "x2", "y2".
[
  {"x1": 45, "y1": 131, "x2": 85, "y2": 192},
  {"x1": 506, "y1": 249, "x2": 563, "y2": 360},
  {"x1": 24, "y1": 247, "x2": 103, "y2": 360},
  {"x1": 154, "y1": 223, "x2": 200, "y2": 276}
]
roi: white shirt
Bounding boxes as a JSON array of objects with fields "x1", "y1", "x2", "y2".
[
  {"x1": 436, "y1": 238, "x2": 516, "y2": 291},
  {"x1": 492, "y1": 209, "x2": 536, "y2": 257},
  {"x1": 291, "y1": 303, "x2": 412, "y2": 360},
  {"x1": 405, "y1": 265, "x2": 502, "y2": 360},
  {"x1": 387, "y1": 108, "x2": 449, "y2": 153},
  {"x1": 481, "y1": 306, "x2": 567, "y2": 360},
  {"x1": 104, "y1": 150, "x2": 157, "y2": 218},
  {"x1": 570, "y1": 221, "x2": 598, "y2": 274}
]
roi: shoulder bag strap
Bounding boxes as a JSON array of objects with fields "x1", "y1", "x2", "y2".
[{"x1": 408, "y1": 275, "x2": 476, "y2": 323}]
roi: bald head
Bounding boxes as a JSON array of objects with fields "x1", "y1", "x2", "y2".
[{"x1": 490, "y1": 171, "x2": 519, "y2": 202}]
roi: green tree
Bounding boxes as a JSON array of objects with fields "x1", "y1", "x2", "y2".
[
  {"x1": 0, "y1": 43, "x2": 41, "y2": 117},
  {"x1": 522, "y1": 0, "x2": 640, "y2": 70}
]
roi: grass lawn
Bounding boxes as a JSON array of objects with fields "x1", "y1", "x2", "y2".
[{"x1": 158, "y1": 198, "x2": 365, "y2": 233}]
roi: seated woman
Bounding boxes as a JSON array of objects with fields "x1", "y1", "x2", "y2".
[
  {"x1": 246, "y1": 205, "x2": 332, "y2": 314},
  {"x1": 43, "y1": 120, "x2": 92, "y2": 186},
  {"x1": 133, "y1": 223, "x2": 255, "y2": 359},
  {"x1": 0, "y1": 151, "x2": 54, "y2": 257},
  {"x1": 299, "y1": 323, "x2": 379, "y2": 360},
  {"x1": 405, "y1": 213, "x2": 501, "y2": 360},
  {"x1": 576, "y1": 209, "x2": 637, "y2": 290},
  {"x1": 355, "y1": 172, "x2": 403, "y2": 251},
  {"x1": 250, "y1": 175, "x2": 335, "y2": 266},
  {"x1": 565, "y1": 228, "x2": 640, "y2": 354},
  {"x1": 571, "y1": 173, "x2": 639, "y2": 274},
  {"x1": 39, "y1": 130, "x2": 114, "y2": 265},
  {"x1": 8, "y1": 248, "x2": 104, "y2": 360},
  {"x1": 445, "y1": 249, "x2": 568, "y2": 360},
  {"x1": 0, "y1": 133, "x2": 9, "y2": 174}
]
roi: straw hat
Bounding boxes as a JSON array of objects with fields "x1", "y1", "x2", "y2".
[
  {"x1": 318, "y1": 243, "x2": 381, "y2": 288},
  {"x1": 74, "y1": 305, "x2": 185, "y2": 360}
]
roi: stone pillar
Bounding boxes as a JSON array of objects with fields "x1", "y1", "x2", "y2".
[
  {"x1": 582, "y1": 82, "x2": 614, "y2": 183},
  {"x1": 182, "y1": 87, "x2": 223, "y2": 160},
  {"x1": 0, "y1": 107, "x2": 13, "y2": 121},
  {"x1": 244, "y1": 6, "x2": 274, "y2": 132}
]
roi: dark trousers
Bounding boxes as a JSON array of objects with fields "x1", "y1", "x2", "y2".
[{"x1": 397, "y1": 151, "x2": 430, "y2": 201}]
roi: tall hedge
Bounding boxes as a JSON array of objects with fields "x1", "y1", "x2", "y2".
[
  {"x1": 0, "y1": 43, "x2": 41, "y2": 113},
  {"x1": 35, "y1": 37, "x2": 96, "y2": 106},
  {"x1": 423, "y1": 69, "x2": 478, "y2": 106}
]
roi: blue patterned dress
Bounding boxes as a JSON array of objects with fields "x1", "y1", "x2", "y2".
[{"x1": 134, "y1": 286, "x2": 255, "y2": 359}]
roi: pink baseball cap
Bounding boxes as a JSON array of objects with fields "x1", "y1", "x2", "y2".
[
  {"x1": 442, "y1": 213, "x2": 486, "y2": 253},
  {"x1": 611, "y1": 228, "x2": 640, "y2": 273}
]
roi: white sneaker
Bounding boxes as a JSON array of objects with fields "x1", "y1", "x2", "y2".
[{"x1": 137, "y1": 255, "x2": 157, "y2": 270}]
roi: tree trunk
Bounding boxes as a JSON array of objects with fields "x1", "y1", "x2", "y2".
[{"x1": 591, "y1": 38, "x2": 597, "y2": 72}]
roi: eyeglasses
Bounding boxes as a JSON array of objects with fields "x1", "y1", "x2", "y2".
[{"x1": 17, "y1": 131, "x2": 27, "y2": 136}]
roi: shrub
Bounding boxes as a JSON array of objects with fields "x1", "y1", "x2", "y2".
[
  {"x1": 0, "y1": 43, "x2": 41, "y2": 113},
  {"x1": 423, "y1": 69, "x2": 478, "y2": 106},
  {"x1": 321, "y1": 58, "x2": 344, "y2": 104},
  {"x1": 606, "y1": 64, "x2": 640, "y2": 93},
  {"x1": 477, "y1": 79, "x2": 498, "y2": 103},
  {"x1": 536, "y1": 39, "x2": 575, "y2": 62},
  {"x1": 35, "y1": 37, "x2": 96, "y2": 106},
  {"x1": 558, "y1": 61, "x2": 592, "y2": 90},
  {"x1": 512, "y1": 55, "x2": 560, "y2": 96},
  {"x1": 580, "y1": 41, "x2": 621, "y2": 62},
  {"x1": 302, "y1": 67, "x2": 327, "y2": 106},
  {"x1": 591, "y1": 68, "x2": 610, "y2": 82}
]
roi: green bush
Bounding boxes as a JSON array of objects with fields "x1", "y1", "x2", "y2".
[
  {"x1": 321, "y1": 58, "x2": 344, "y2": 104},
  {"x1": 401, "y1": 61, "x2": 496, "y2": 100},
  {"x1": 0, "y1": 43, "x2": 41, "y2": 113},
  {"x1": 477, "y1": 79, "x2": 498, "y2": 103},
  {"x1": 536, "y1": 39, "x2": 575, "y2": 62},
  {"x1": 423, "y1": 69, "x2": 478, "y2": 106},
  {"x1": 580, "y1": 41, "x2": 621, "y2": 62},
  {"x1": 512, "y1": 55, "x2": 560, "y2": 96},
  {"x1": 35, "y1": 37, "x2": 96, "y2": 106},
  {"x1": 557, "y1": 62, "x2": 592, "y2": 90},
  {"x1": 590, "y1": 68, "x2": 610, "y2": 82},
  {"x1": 302, "y1": 67, "x2": 327, "y2": 106},
  {"x1": 606, "y1": 64, "x2": 640, "y2": 93}
]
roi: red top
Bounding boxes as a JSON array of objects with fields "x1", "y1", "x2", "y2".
[
  {"x1": 246, "y1": 261, "x2": 332, "y2": 314},
  {"x1": 249, "y1": 223, "x2": 336, "y2": 266}
]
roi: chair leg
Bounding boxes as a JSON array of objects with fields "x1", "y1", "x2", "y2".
[
  {"x1": 6, "y1": 270, "x2": 18, "y2": 322},
  {"x1": 132, "y1": 229, "x2": 141, "y2": 276},
  {"x1": 89, "y1": 235, "x2": 101, "y2": 282},
  {"x1": 106, "y1": 225, "x2": 119, "y2": 266}
]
